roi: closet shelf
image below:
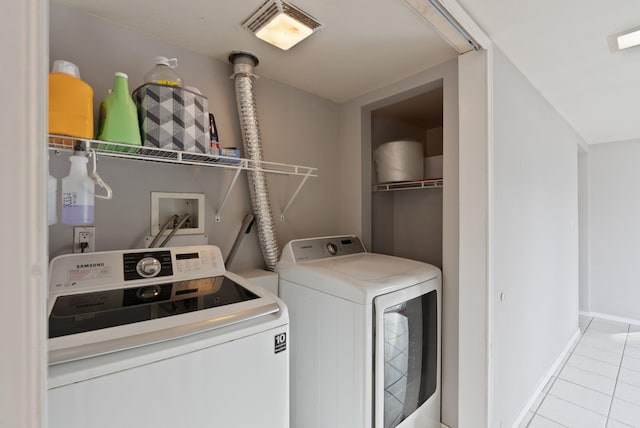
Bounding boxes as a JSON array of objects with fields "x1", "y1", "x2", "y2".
[
  {"x1": 373, "y1": 178, "x2": 443, "y2": 192},
  {"x1": 49, "y1": 135, "x2": 317, "y2": 222},
  {"x1": 48, "y1": 135, "x2": 318, "y2": 177}
]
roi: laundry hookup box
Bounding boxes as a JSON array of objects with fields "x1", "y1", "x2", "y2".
[{"x1": 132, "y1": 83, "x2": 208, "y2": 153}]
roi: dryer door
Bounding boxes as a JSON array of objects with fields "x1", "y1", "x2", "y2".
[{"x1": 373, "y1": 280, "x2": 440, "y2": 428}]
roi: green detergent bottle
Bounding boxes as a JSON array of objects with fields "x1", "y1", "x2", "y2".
[{"x1": 97, "y1": 72, "x2": 141, "y2": 151}]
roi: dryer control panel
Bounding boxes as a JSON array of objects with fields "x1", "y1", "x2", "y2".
[{"x1": 285, "y1": 235, "x2": 366, "y2": 262}]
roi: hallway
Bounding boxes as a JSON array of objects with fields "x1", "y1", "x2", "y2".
[{"x1": 521, "y1": 317, "x2": 640, "y2": 427}]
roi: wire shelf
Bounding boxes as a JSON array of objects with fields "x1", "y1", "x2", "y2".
[
  {"x1": 48, "y1": 135, "x2": 318, "y2": 177},
  {"x1": 49, "y1": 135, "x2": 318, "y2": 222},
  {"x1": 373, "y1": 178, "x2": 443, "y2": 192}
]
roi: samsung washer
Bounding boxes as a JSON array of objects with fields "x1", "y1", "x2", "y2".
[
  {"x1": 48, "y1": 245, "x2": 289, "y2": 428},
  {"x1": 276, "y1": 235, "x2": 441, "y2": 428}
]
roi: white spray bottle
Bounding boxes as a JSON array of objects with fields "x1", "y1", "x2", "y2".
[{"x1": 61, "y1": 153, "x2": 94, "y2": 225}]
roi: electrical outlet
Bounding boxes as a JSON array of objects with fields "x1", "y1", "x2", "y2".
[{"x1": 73, "y1": 226, "x2": 95, "y2": 253}]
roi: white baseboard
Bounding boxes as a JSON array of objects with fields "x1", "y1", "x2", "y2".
[
  {"x1": 511, "y1": 328, "x2": 581, "y2": 428},
  {"x1": 580, "y1": 310, "x2": 640, "y2": 327}
]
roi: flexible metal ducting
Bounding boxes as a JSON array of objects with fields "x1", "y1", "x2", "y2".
[{"x1": 229, "y1": 51, "x2": 280, "y2": 271}]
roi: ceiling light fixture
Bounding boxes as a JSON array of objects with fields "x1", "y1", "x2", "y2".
[
  {"x1": 242, "y1": 0, "x2": 322, "y2": 51},
  {"x1": 617, "y1": 28, "x2": 640, "y2": 50}
]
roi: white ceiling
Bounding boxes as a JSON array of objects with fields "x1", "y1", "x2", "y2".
[
  {"x1": 456, "y1": 0, "x2": 640, "y2": 144},
  {"x1": 53, "y1": 0, "x2": 640, "y2": 144},
  {"x1": 52, "y1": 0, "x2": 458, "y2": 104}
]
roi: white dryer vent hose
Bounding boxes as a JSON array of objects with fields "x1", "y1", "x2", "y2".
[{"x1": 229, "y1": 51, "x2": 280, "y2": 271}]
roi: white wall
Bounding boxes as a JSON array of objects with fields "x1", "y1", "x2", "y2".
[
  {"x1": 490, "y1": 47, "x2": 580, "y2": 426},
  {"x1": 588, "y1": 139, "x2": 640, "y2": 323},
  {"x1": 457, "y1": 48, "x2": 489, "y2": 428},
  {"x1": 338, "y1": 60, "x2": 459, "y2": 427},
  {"x1": 391, "y1": 190, "x2": 443, "y2": 267},
  {"x1": 2, "y1": 0, "x2": 48, "y2": 426},
  {"x1": 49, "y1": 4, "x2": 342, "y2": 269}
]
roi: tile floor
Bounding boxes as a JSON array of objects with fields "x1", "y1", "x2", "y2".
[{"x1": 520, "y1": 316, "x2": 640, "y2": 427}]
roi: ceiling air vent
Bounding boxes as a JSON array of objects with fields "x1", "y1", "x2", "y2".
[
  {"x1": 242, "y1": 0, "x2": 322, "y2": 50},
  {"x1": 280, "y1": 3, "x2": 322, "y2": 31}
]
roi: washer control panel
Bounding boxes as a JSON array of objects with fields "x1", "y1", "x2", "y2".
[
  {"x1": 49, "y1": 246, "x2": 224, "y2": 294},
  {"x1": 288, "y1": 236, "x2": 366, "y2": 262},
  {"x1": 124, "y1": 251, "x2": 173, "y2": 281}
]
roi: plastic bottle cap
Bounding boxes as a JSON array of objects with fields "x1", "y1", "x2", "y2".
[
  {"x1": 154, "y1": 56, "x2": 170, "y2": 65},
  {"x1": 52, "y1": 60, "x2": 81, "y2": 78},
  {"x1": 115, "y1": 72, "x2": 128, "y2": 79},
  {"x1": 153, "y1": 56, "x2": 178, "y2": 69}
]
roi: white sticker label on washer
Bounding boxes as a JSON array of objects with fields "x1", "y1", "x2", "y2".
[{"x1": 68, "y1": 266, "x2": 111, "y2": 283}]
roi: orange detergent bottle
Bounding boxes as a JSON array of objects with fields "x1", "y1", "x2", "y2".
[{"x1": 49, "y1": 60, "x2": 94, "y2": 143}]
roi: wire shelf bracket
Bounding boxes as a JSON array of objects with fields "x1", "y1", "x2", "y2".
[
  {"x1": 280, "y1": 169, "x2": 313, "y2": 221},
  {"x1": 214, "y1": 166, "x2": 244, "y2": 223}
]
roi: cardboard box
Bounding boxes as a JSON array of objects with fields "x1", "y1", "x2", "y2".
[
  {"x1": 423, "y1": 155, "x2": 443, "y2": 179},
  {"x1": 218, "y1": 147, "x2": 241, "y2": 164}
]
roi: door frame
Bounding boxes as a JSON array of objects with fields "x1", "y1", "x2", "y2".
[{"x1": 1, "y1": 0, "x2": 48, "y2": 426}]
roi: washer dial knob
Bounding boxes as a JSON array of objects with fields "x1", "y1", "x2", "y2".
[
  {"x1": 326, "y1": 243, "x2": 338, "y2": 256},
  {"x1": 136, "y1": 257, "x2": 162, "y2": 278}
]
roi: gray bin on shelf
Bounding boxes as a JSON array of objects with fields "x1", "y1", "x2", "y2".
[{"x1": 133, "y1": 83, "x2": 208, "y2": 153}]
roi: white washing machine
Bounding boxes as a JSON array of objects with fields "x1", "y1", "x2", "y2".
[
  {"x1": 48, "y1": 245, "x2": 289, "y2": 428},
  {"x1": 276, "y1": 235, "x2": 441, "y2": 428}
]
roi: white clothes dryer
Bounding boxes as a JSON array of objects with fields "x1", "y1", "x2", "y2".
[
  {"x1": 276, "y1": 235, "x2": 441, "y2": 428},
  {"x1": 48, "y1": 245, "x2": 289, "y2": 428}
]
